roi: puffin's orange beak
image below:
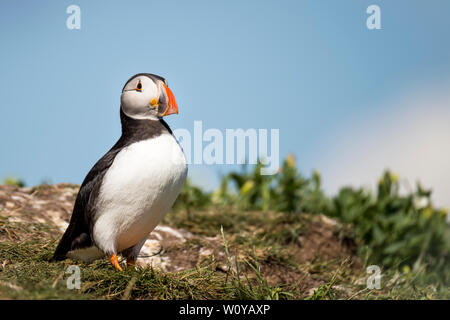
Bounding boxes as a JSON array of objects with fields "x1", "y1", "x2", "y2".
[{"x1": 161, "y1": 83, "x2": 178, "y2": 117}]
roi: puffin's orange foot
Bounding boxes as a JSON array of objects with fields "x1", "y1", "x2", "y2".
[
  {"x1": 126, "y1": 257, "x2": 136, "y2": 268},
  {"x1": 109, "y1": 254, "x2": 123, "y2": 271}
]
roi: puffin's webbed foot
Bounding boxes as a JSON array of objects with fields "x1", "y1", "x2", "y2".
[{"x1": 109, "y1": 254, "x2": 123, "y2": 271}]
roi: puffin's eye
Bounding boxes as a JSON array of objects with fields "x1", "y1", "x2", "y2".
[{"x1": 136, "y1": 81, "x2": 142, "y2": 91}]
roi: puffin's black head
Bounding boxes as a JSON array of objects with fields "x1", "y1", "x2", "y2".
[{"x1": 121, "y1": 73, "x2": 178, "y2": 120}]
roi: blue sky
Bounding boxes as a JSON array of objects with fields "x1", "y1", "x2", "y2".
[{"x1": 1, "y1": 1, "x2": 450, "y2": 206}]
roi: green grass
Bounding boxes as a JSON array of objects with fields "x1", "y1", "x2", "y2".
[
  {"x1": 1, "y1": 207, "x2": 447, "y2": 300},
  {"x1": 0, "y1": 229, "x2": 298, "y2": 299}
]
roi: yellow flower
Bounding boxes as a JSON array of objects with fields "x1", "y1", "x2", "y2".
[
  {"x1": 390, "y1": 172, "x2": 399, "y2": 183},
  {"x1": 240, "y1": 180, "x2": 254, "y2": 195},
  {"x1": 402, "y1": 265, "x2": 411, "y2": 274},
  {"x1": 423, "y1": 208, "x2": 433, "y2": 219},
  {"x1": 285, "y1": 154, "x2": 296, "y2": 169}
]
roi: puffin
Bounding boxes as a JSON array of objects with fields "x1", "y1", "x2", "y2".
[{"x1": 53, "y1": 73, "x2": 187, "y2": 271}]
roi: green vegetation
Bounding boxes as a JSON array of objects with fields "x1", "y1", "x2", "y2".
[
  {"x1": 2, "y1": 177, "x2": 26, "y2": 188},
  {"x1": 0, "y1": 155, "x2": 448, "y2": 299},
  {"x1": 328, "y1": 172, "x2": 449, "y2": 279},
  {"x1": 174, "y1": 155, "x2": 450, "y2": 298}
]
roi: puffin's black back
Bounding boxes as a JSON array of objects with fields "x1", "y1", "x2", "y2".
[{"x1": 52, "y1": 110, "x2": 172, "y2": 260}]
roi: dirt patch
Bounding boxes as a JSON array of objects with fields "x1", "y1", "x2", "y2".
[{"x1": 294, "y1": 214, "x2": 359, "y2": 267}]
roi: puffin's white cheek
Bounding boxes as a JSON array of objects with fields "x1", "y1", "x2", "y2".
[
  {"x1": 121, "y1": 93, "x2": 149, "y2": 116},
  {"x1": 122, "y1": 92, "x2": 147, "y2": 108},
  {"x1": 121, "y1": 91, "x2": 159, "y2": 120}
]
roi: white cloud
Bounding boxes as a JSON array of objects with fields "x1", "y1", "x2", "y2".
[{"x1": 317, "y1": 81, "x2": 450, "y2": 209}]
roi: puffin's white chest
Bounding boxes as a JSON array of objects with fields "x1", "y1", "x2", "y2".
[{"x1": 93, "y1": 133, "x2": 187, "y2": 253}]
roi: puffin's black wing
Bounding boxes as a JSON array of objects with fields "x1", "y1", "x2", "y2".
[{"x1": 52, "y1": 141, "x2": 125, "y2": 260}]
